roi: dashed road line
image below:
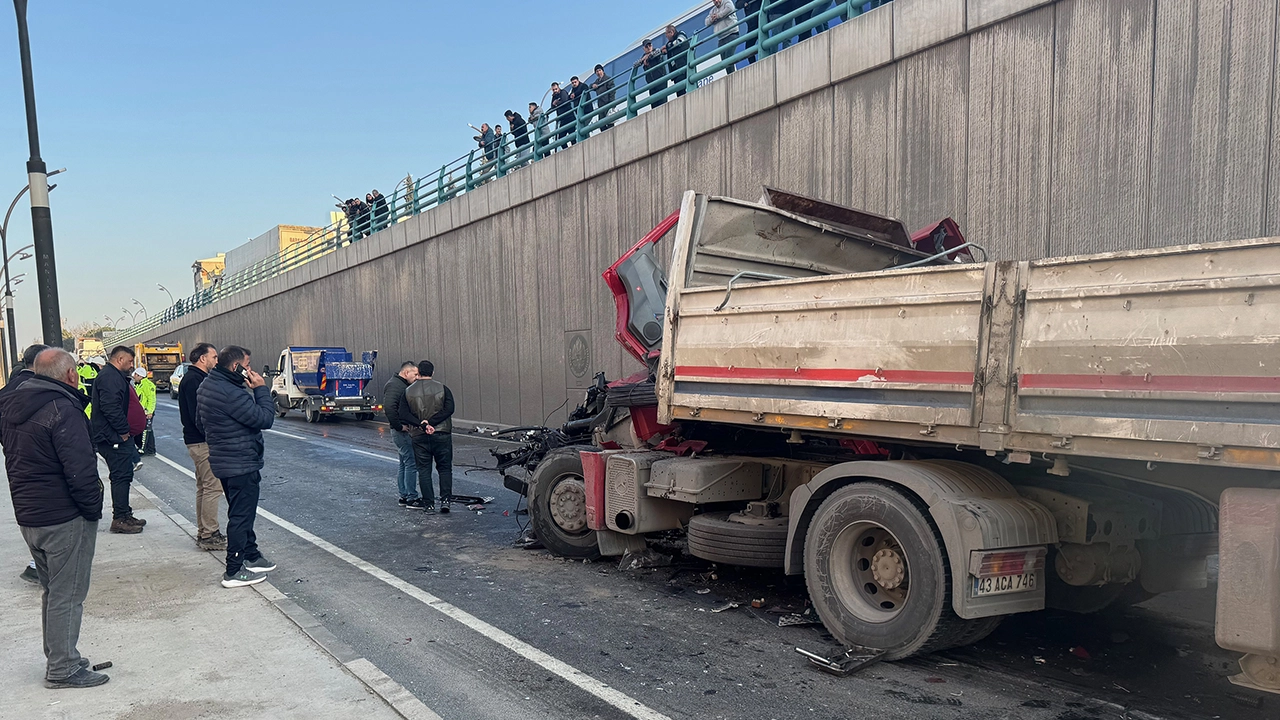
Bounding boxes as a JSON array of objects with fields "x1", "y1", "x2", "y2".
[{"x1": 149, "y1": 452, "x2": 671, "y2": 720}]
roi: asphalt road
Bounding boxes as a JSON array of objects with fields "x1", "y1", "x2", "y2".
[{"x1": 136, "y1": 400, "x2": 1267, "y2": 720}]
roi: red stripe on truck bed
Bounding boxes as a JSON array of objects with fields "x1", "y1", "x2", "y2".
[
  {"x1": 674, "y1": 366, "x2": 974, "y2": 385},
  {"x1": 1019, "y1": 373, "x2": 1280, "y2": 393}
]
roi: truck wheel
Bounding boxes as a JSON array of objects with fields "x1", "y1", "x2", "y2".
[
  {"x1": 804, "y1": 483, "x2": 968, "y2": 660},
  {"x1": 529, "y1": 449, "x2": 600, "y2": 561},
  {"x1": 687, "y1": 512, "x2": 787, "y2": 568},
  {"x1": 305, "y1": 406, "x2": 319, "y2": 423}
]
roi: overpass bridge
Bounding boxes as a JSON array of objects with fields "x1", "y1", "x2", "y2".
[{"x1": 123, "y1": 0, "x2": 1280, "y2": 427}]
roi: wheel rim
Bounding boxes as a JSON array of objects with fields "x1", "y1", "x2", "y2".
[
  {"x1": 829, "y1": 520, "x2": 910, "y2": 623},
  {"x1": 546, "y1": 473, "x2": 588, "y2": 534}
]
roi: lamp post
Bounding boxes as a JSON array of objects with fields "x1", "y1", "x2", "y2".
[
  {"x1": 157, "y1": 283, "x2": 173, "y2": 305},
  {"x1": 131, "y1": 297, "x2": 147, "y2": 319},
  {"x1": 13, "y1": 0, "x2": 63, "y2": 346},
  {"x1": 121, "y1": 307, "x2": 136, "y2": 325}
]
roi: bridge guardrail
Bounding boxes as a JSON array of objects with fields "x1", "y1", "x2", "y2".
[{"x1": 116, "y1": 0, "x2": 889, "y2": 344}]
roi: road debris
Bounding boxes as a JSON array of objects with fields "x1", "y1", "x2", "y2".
[
  {"x1": 619, "y1": 548, "x2": 673, "y2": 570},
  {"x1": 795, "y1": 646, "x2": 885, "y2": 677},
  {"x1": 778, "y1": 607, "x2": 823, "y2": 627},
  {"x1": 695, "y1": 588, "x2": 711, "y2": 595},
  {"x1": 750, "y1": 598, "x2": 765, "y2": 608},
  {"x1": 91, "y1": 661, "x2": 112, "y2": 671},
  {"x1": 711, "y1": 602, "x2": 739, "y2": 613},
  {"x1": 1070, "y1": 646, "x2": 1091, "y2": 659}
]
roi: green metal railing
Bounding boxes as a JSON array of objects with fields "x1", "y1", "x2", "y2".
[{"x1": 116, "y1": 0, "x2": 890, "y2": 344}]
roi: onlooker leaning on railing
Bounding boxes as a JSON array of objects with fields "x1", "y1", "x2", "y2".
[{"x1": 706, "y1": 0, "x2": 741, "y2": 74}]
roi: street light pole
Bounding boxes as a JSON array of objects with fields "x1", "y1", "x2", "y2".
[
  {"x1": 132, "y1": 298, "x2": 147, "y2": 319},
  {"x1": 121, "y1": 307, "x2": 136, "y2": 325},
  {"x1": 13, "y1": 0, "x2": 62, "y2": 346},
  {"x1": 157, "y1": 283, "x2": 174, "y2": 305}
]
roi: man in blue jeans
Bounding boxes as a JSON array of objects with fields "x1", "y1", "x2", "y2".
[
  {"x1": 196, "y1": 346, "x2": 278, "y2": 588},
  {"x1": 381, "y1": 361, "x2": 422, "y2": 508}
]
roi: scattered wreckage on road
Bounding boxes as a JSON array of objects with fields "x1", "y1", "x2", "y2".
[{"x1": 492, "y1": 187, "x2": 1280, "y2": 695}]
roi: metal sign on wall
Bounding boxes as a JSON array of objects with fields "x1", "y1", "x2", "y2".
[{"x1": 564, "y1": 330, "x2": 593, "y2": 389}]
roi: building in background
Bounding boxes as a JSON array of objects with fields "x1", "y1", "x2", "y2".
[
  {"x1": 192, "y1": 253, "x2": 226, "y2": 292},
  {"x1": 222, "y1": 225, "x2": 323, "y2": 277}
]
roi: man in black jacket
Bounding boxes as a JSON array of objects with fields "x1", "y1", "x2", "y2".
[
  {"x1": 382, "y1": 361, "x2": 421, "y2": 509},
  {"x1": 3, "y1": 343, "x2": 50, "y2": 584},
  {"x1": 404, "y1": 360, "x2": 455, "y2": 514},
  {"x1": 589, "y1": 64, "x2": 616, "y2": 131},
  {"x1": 196, "y1": 345, "x2": 278, "y2": 588},
  {"x1": 89, "y1": 346, "x2": 145, "y2": 534},
  {"x1": 178, "y1": 342, "x2": 226, "y2": 550},
  {"x1": 0, "y1": 348, "x2": 108, "y2": 689}
]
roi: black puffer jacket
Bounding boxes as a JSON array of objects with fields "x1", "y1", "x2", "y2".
[
  {"x1": 0, "y1": 377, "x2": 102, "y2": 527},
  {"x1": 196, "y1": 366, "x2": 276, "y2": 479},
  {"x1": 89, "y1": 362, "x2": 131, "y2": 445},
  {"x1": 382, "y1": 375, "x2": 412, "y2": 431}
]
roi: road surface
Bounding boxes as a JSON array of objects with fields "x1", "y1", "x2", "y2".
[{"x1": 136, "y1": 399, "x2": 1265, "y2": 720}]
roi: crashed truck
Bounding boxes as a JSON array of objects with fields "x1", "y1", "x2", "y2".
[{"x1": 493, "y1": 188, "x2": 1280, "y2": 692}]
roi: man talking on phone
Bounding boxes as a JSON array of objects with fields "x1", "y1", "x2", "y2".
[{"x1": 196, "y1": 346, "x2": 278, "y2": 588}]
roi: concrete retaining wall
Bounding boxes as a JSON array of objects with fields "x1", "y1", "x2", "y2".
[{"x1": 146, "y1": 0, "x2": 1280, "y2": 426}]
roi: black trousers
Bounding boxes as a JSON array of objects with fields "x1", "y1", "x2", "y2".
[
  {"x1": 411, "y1": 433, "x2": 453, "y2": 505},
  {"x1": 133, "y1": 417, "x2": 155, "y2": 455},
  {"x1": 95, "y1": 441, "x2": 134, "y2": 519},
  {"x1": 221, "y1": 471, "x2": 262, "y2": 575}
]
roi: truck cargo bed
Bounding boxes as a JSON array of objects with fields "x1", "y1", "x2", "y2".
[{"x1": 657, "y1": 193, "x2": 1280, "y2": 476}]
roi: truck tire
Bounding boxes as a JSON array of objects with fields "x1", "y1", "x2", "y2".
[
  {"x1": 686, "y1": 512, "x2": 787, "y2": 568},
  {"x1": 803, "y1": 482, "x2": 970, "y2": 660},
  {"x1": 305, "y1": 406, "x2": 319, "y2": 423},
  {"x1": 529, "y1": 449, "x2": 600, "y2": 561}
]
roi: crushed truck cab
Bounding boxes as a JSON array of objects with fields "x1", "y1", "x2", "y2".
[{"x1": 269, "y1": 346, "x2": 381, "y2": 423}]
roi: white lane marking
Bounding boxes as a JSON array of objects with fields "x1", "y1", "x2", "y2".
[
  {"x1": 150, "y1": 452, "x2": 671, "y2": 720},
  {"x1": 264, "y1": 427, "x2": 399, "y2": 463},
  {"x1": 265, "y1": 428, "x2": 311, "y2": 442}
]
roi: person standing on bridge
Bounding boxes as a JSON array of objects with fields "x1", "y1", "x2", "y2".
[
  {"x1": 132, "y1": 367, "x2": 157, "y2": 456},
  {"x1": 0, "y1": 348, "x2": 108, "y2": 689},
  {"x1": 661, "y1": 24, "x2": 691, "y2": 99},
  {"x1": 383, "y1": 361, "x2": 423, "y2": 509},
  {"x1": 589, "y1": 64, "x2": 616, "y2": 131},
  {"x1": 90, "y1": 346, "x2": 146, "y2": 534},
  {"x1": 179, "y1": 343, "x2": 227, "y2": 551},
  {"x1": 550, "y1": 82, "x2": 573, "y2": 148},
  {"x1": 636, "y1": 39, "x2": 666, "y2": 107},
  {"x1": 197, "y1": 346, "x2": 277, "y2": 588},
  {"x1": 568, "y1": 76, "x2": 592, "y2": 138},
  {"x1": 370, "y1": 189, "x2": 389, "y2": 233},
  {"x1": 705, "y1": 0, "x2": 741, "y2": 74},
  {"x1": 505, "y1": 110, "x2": 529, "y2": 155},
  {"x1": 404, "y1": 361, "x2": 455, "y2": 514}
]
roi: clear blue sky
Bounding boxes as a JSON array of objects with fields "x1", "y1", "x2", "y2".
[{"x1": 0, "y1": 0, "x2": 699, "y2": 343}]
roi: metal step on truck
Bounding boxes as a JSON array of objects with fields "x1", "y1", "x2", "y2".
[
  {"x1": 496, "y1": 188, "x2": 1280, "y2": 694},
  {"x1": 268, "y1": 346, "x2": 381, "y2": 423}
]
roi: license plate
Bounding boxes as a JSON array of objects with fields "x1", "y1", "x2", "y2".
[{"x1": 972, "y1": 572, "x2": 1036, "y2": 597}]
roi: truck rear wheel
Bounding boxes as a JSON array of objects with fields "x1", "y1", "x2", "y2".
[
  {"x1": 305, "y1": 406, "x2": 319, "y2": 423},
  {"x1": 529, "y1": 449, "x2": 600, "y2": 561},
  {"x1": 804, "y1": 483, "x2": 968, "y2": 660}
]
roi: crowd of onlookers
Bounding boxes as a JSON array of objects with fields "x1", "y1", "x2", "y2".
[
  {"x1": 337, "y1": 190, "x2": 389, "y2": 241},
  {"x1": 464, "y1": 0, "x2": 876, "y2": 170},
  {"x1": 337, "y1": 0, "x2": 891, "y2": 230}
]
